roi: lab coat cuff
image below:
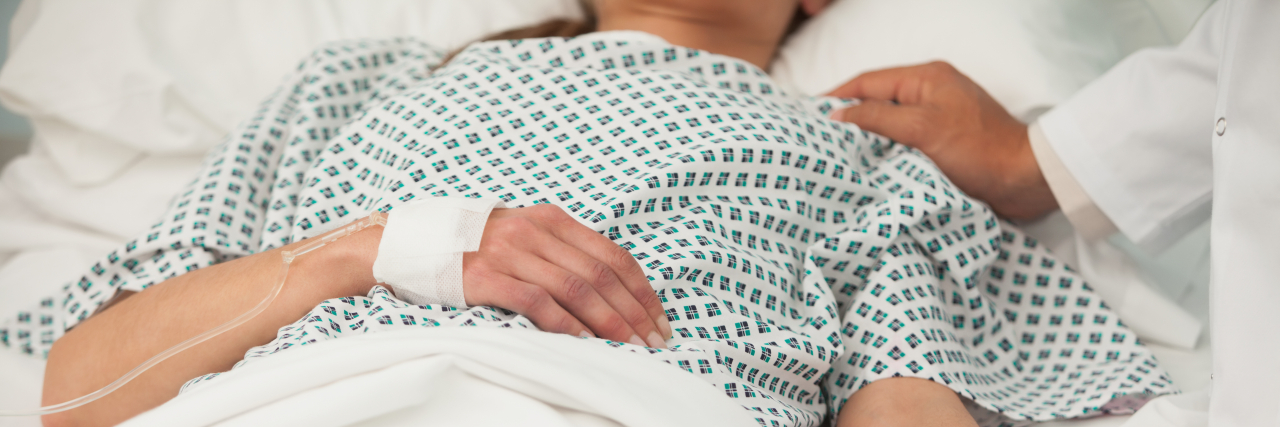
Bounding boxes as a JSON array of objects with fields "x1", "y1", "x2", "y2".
[{"x1": 1027, "y1": 123, "x2": 1119, "y2": 241}]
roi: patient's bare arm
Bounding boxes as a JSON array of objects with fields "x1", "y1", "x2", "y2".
[
  {"x1": 41, "y1": 205, "x2": 666, "y2": 427},
  {"x1": 837, "y1": 377, "x2": 979, "y2": 427},
  {"x1": 41, "y1": 224, "x2": 387, "y2": 427}
]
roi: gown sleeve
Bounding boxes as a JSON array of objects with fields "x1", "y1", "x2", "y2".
[{"x1": 815, "y1": 138, "x2": 1171, "y2": 420}]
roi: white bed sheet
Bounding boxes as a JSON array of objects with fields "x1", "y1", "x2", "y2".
[
  {"x1": 0, "y1": 1, "x2": 1215, "y2": 426},
  {"x1": 118, "y1": 328, "x2": 757, "y2": 427}
]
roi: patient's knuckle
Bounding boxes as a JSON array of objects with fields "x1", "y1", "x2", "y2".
[
  {"x1": 465, "y1": 259, "x2": 495, "y2": 278},
  {"x1": 530, "y1": 203, "x2": 567, "y2": 222},
  {"x1": 559, "y1": 275, "x2": 592, "y2": 301},
  {"x1": 634, "y1": 289, "x2": 661, "y2": 309},
  {"x1": 545, "y1": 314, "x2": 577, "y2": 334},
  {"x1": 623, "y1": 308, "x2": 651, "y2": 329},
  {"x1": 586, "y1": 262, "x2": 617, "y2": 288},
  {"x1": 485, "y1": 234, "x2": 516, "y2": 254},
  {"x1": 607, "y1": 246, "x2": 641, "y2": 273},
  {"x1": 513, "y1": 215, "x2": 540, "y2": 231},
  {"x1": 551, "y1": 211, "x2": 576, "y2": 228},
  {"x1": 496, "y1": 216, "x2": 537, "y2": 238},
  {"x1": 599, "y1": 315, "x2": 631, "y2": 337},
  {"x1": 491, "y1": 217, "x2": 517, "y2": 234},
  {"x1": 511, "y1": 285, "x2": 550, "y2": 311},
  {"x1": 528, "y1": 307, "x2": 570, "y2": 332}
]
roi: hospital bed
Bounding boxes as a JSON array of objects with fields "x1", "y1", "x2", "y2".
[{"x1": 0, "y1": 0, "x2": 1215, "y2": 425}]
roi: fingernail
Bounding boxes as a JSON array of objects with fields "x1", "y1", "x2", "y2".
[
  {"x1": 646, "y1": 331, "x2": 668, "y2": 349},
  {"x1": 628, "y1": 334, "x2": 647, "y2": 347},
  {"x1": 579, "y1": 330, "x2": 595, "y2": 339},
  {"x1": 658, "y1": 316, "x2": 673, "y2": 339}
]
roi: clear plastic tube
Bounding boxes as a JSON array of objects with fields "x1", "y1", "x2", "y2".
[{"x1": 0, "y1": 212, "x2": 387, "y2": 417}]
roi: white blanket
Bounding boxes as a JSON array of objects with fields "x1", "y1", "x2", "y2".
[{"x1": 121, "y1": 328, "x2": 756, "y2": 427}]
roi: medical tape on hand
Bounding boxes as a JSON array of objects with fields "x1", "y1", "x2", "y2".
[{"x1": 373, "y1": 197, "x2": 505, "y2": 307}]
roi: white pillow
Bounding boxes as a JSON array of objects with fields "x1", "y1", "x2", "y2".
[
  {"x1": 0, "y1": 0, "x2": 584, "y2": 185},
  {"x1": 2, "y1": 0, "x2": 1214, "y2": 185},
  {"x1": 772, "y1": 0, "x2": 1213, "y2": 121}
]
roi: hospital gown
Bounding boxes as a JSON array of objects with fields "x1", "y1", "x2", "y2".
[{"x1": 0, "y1": 32, "x2": 1174, "y2": 426}]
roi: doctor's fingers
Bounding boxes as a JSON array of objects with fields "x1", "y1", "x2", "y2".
[
  {"x1": 530, "y1": 206, "x2": 671, "y2": 339},
  {"x1": 502, "y1": 249, "x2": 652, "y2": 348},
  {"x1": 527, "y1": 232, "x2": 669, "y2": 348},
  {"x1": 800, "y1": 0, "x2": 832, "y2": 16},
  {"x1": 831, "y1": 100, "x2": 936, "y2": 149},
  {"x1": 825, "y1": 61, "x2": 964, "y2": 104}
]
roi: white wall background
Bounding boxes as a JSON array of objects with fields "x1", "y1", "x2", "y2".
[{"x1": 0, "y1": 0, "x2": 32, "y2": 169}]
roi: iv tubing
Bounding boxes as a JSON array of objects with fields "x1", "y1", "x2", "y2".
[{"x1": 0, "y1": 212, "x2": 387, "y2": 416}]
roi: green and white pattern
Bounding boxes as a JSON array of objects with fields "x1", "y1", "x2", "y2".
[{"x1": 2, "y1": 32, "x2": 1172, "y2": 426}]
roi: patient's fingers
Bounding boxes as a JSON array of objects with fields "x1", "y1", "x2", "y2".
[
  {"x1": 531, "y1": 232, "x2": 668, "y2": 348},
  {"x1": 831, "y1": 100, "x2": 932, "y2": 147},
  {"x1": 475, "y1": 273, "x2": 591, "y2": 338},
  {"x1": 506, "y1": 251, "x2": 649, "y2": 347},
  {"x1": 532, "y1": 205, "x2": 671, "y2": 340},
  {"x1": 464, "y1": 205, "x2": 671, "y2": 346}
]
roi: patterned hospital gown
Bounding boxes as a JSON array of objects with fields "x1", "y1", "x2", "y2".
[{"x1": 1, "y1": 31, "x2": 1174, "y2": 426}]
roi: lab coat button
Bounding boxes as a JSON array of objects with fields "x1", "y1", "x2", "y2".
[{"x1": 1216, "y1": 117, "x2": 1227, "y2": 136}]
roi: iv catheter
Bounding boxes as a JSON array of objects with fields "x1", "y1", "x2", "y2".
[{"x1": 0, "y1": 212, "x2": 387, "y2": 417}]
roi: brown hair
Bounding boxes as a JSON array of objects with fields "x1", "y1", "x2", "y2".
[
  {"x1": 436, "y1": 12, "x2": 596, "y2": 68},
  {"x1": 435, "y1": 2, "x2": 811, "y2": 71}
]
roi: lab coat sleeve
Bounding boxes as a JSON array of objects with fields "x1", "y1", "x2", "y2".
[
  {"x1": 1027, "y1": 123, "x2": 1119, "y2": 241},
  {"x1": 1035, "y1": 1, "x2": 1224, "y2": 252}
]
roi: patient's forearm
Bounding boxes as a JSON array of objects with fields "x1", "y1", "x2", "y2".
[
  {"x1": 837, "y1": 377, "x2": 979, "y2": 427},
  {"x1": 40, "y1": 226, "x2": 384, "y2": 427}
]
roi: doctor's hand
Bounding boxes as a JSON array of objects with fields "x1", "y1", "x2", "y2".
[
  {"x1": 461, "y1": 204, "x2": 671, "y2": 348},
  {"x1": 827, "y1": 61, "x2": 1058, "y2": 220}
]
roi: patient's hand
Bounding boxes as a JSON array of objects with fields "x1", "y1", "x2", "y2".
[
  {"x1": 838, "y1": 377, "x2": 979, "y2": 427},
  {"x1": 462, "y1": 204, "x2": 672, "y2": 348},
  {"x1": 828, "y1": 62, "x2": 1057, "y2": 220},
  {"x1": 41, "y1": 206, "x2": 669, "y2": 427}
]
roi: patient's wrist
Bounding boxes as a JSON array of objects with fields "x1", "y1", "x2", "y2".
[{"x1": 291, "y1": 221, "x2": 385, "y2": 298}]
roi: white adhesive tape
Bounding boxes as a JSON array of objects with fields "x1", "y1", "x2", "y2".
[{"x1": 373, "y1": 197, "x2": 505, "y2": 307}]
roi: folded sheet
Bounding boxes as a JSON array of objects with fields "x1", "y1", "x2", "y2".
[{"x1": 120, "y1": 328, "x2": 756, "y2": 427}]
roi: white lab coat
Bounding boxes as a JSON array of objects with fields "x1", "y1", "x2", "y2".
[{"x1": 1037, "y1": 1, "x2": 1280, "y2": 426}]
